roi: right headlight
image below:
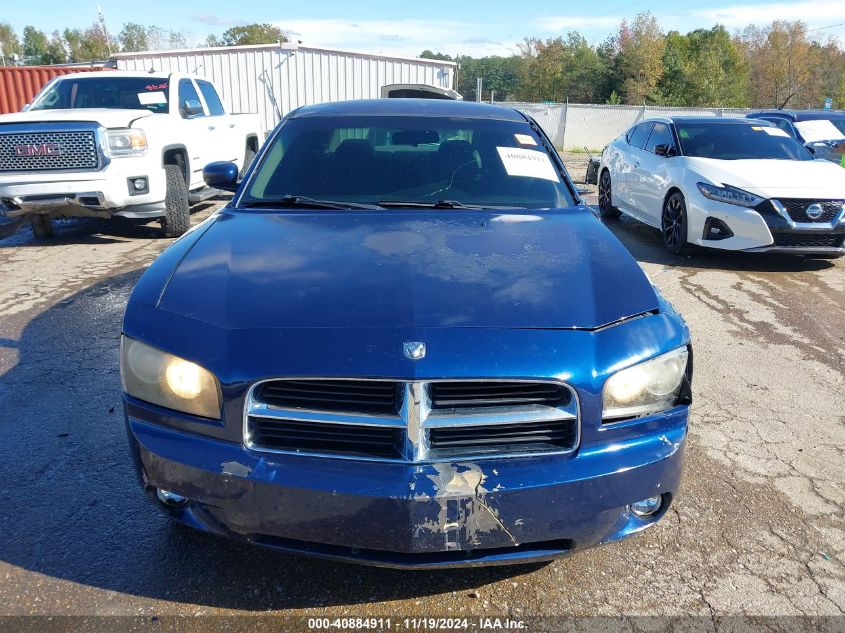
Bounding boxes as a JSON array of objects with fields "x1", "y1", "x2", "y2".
[
  {"x1": 106, "y1": 128, "x2": 148, "y2": 157},
  {"x1": 120, "y1": 336, "x2": 221, "y2": 418},
  {"x1": 696, "y1": 182, "x2": 763, "y2": 208},
  {"x1": 602, "y1": 347, "x2": 689, "y2": 421}
]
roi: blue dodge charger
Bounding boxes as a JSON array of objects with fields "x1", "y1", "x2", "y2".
[{"x1": 121, "y1": 99, "x2": 692, "y2": 568}]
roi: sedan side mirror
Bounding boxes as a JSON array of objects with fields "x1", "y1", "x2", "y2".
[
  {"x1": 654, "y1": 144, "x2": 676, "y2": 157},
  {"x1": 203, "y1": 161, "x2": 240, "y2": 192}
]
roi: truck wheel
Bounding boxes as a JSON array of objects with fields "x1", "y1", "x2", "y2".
[
  {"x1": 30, "y1": 215, "x2": 54, "y2": 239},
  {"x1": 240, "y1": 147, "x2": 256, "y2": 179},
  {"x1": 161, "y1": 164, "x2": 190, "y2": 237}
]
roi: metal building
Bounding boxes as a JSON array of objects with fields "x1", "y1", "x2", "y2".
[{"x1": 112, "y1": 43, "x2": 457, "y2": 136}]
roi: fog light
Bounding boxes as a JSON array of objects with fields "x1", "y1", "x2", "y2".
[
  {"x1": 156, "y1": 488, "x2": 188, "y2": 507},
  {"x1": 630, "y1": 495, "x2": 663, "y2": 517},
  {"x1": 133, "y1": 178, "x2": 147, "y2": 191}
]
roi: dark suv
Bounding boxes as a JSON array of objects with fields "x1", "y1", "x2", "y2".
[{"x1": 747, "y1": 110, "x2": 845, "y2": 165}]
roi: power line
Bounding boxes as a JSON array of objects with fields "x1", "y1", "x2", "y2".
[{"x1": 807, "y1": 21, "x2": 845, "y2": 32}]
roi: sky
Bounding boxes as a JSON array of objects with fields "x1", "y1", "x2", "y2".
[{"x1": 4, "y1": 0, "x2": 845, "y2": 57}]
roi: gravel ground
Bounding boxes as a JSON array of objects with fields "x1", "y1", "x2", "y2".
[{"x1": 0, "y1": 161, "x2": 843, "y2": 631}]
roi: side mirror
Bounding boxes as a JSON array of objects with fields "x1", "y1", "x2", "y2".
[
  {"x1": 654, "y1": 144, "x2": 676, "y2": 157},
  {"x1": 806, "y1": 144, "x2": 816, "y2": 155},
  {"x1": 203, "y1": 161, "x2": 239, "y2": 192},
  {"x1": 181, "y1": 99, "x2": 204, "y2": 118}
]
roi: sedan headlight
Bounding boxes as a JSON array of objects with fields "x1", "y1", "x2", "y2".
[
  {"x1": 696, "y1": 182, "x2": 763, "y2": 208},
  {"x1": 106, "y1": 128, "x2": 147, "y2": 157},
  {"x1": 120, "y1": 336, "x2": 221, "y2": 418},
  {"x1": 602, "y1": 347, "x2": 689, "y2": 420}
]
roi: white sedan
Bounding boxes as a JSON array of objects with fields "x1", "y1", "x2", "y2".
[{"x1": 598, "y1": 116, "x2": 845, "y2": 257}]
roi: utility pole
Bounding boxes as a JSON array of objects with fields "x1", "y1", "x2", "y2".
[
  {"x1": 476, "y1": 77, "x2": 482, "y2": 103},
  {"x1": 98, "y1": 6, "x2": 113, "y2": 56}
]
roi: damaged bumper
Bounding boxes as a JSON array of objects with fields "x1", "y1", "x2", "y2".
[{"x1": 126, "y1": 404, "x2": 687, "y2": 569}]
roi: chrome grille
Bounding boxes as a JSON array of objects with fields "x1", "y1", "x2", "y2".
[
  {"x1": 0, "y1": 129, "x2": 99, "y2": 172},
  {"x1": 774, "y1": 199, "x2": 845, "y2": 224},
  {"x1": 246, "y1": 378, "x2": 579, "y2": 462}
]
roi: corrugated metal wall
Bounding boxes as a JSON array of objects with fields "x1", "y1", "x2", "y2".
[
  {"x1": 0, "y1": 66, "x2": 109, "y2": 115},
  {"x1": 114, "y1": 44, "x2": 456, "y2": 136}
]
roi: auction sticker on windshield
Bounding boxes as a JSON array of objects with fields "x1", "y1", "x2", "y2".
[
  {"x1": 497, "y1": 147, "x2": 560, "y2": 182},
  {"x1": 138, "y1": 92, "x2": 167, "y2": 105}
]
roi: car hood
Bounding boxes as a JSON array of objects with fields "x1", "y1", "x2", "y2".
[
  {"x1": 155, "y1": 208, "x2": 658, "y2": 331},
  {"x1": 0, "y1": 108, "x2": 154, "y2": 129},
  {"x1": 686, "y1": 157, "x2": 845, "y2": 198}
]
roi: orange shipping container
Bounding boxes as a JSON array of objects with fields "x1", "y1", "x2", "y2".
[{"x1": 0, "y1": 66, "x2": 112, "y2": 115}]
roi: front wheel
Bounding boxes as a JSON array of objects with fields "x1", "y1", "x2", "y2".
[
  {"x1": 30, "y1": 215, "x2": 54, "y2": 239},
  {"x1": 160, "y1": 164, "x2": 190, "y2": 237},
  {"x1": 661, "y1": 192, "x2": 689, "y2": 255},
  {"x1": 597, "y1": 170, "x2": 621, "y2": 219}
]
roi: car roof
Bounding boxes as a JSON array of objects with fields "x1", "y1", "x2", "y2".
[
  {"x1": 54, "y1": 70, "x2": 185, "y2": 81},
  {"x1": 750, "y1": 110, "x2": 845, "y2": 121},
  {"x1": 288, "y1": 98, "x2": 528, "y2": 121},
  {"x1": 669, "y1": 116, "x2": 770, "y2": 125}
]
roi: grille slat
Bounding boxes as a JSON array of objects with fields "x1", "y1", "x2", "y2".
[
  {"x1": 0, "y1": 130, "x2": 99, "y2": 172},
  {"x1": 775, "y1": 199, "x2": 844, "y2": 224},
  {"x1": 259, "y1": 379, "x2": 397, "y2": 414},
  {"x1": 429, "y1": 420, "x2": 576, "y2": 455},
  {"x1": 431, "y1": 381, "x2": 567, "y2": 409},
  {"x1": 250, "y1": 416, "x2": 402, "y2": 458}
]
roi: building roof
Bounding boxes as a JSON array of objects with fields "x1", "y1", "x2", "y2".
[{"x1": 289, "y1": 98, "x2": 528, "y2": 121}]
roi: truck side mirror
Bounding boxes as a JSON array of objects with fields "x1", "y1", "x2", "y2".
[
  {"x1": 181, "y1": 99, "x2": 204, "y2": 118},
  {"x1": 203, "y1": 161, "x2": 239, "y2": 192}
]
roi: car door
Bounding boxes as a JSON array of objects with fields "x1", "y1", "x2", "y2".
[
  {"x1": 631, "y1": 121, "x2": 676, "y2": 222},
  {"x1": 617, "y1": 122, "x2": 653, "y2": 210},
  {"x1": 176, "y1": 78, "x2": 213, "y2": 189},
  {"x1": 196, "y1": 80, "x2": 240, "y2": 165}
]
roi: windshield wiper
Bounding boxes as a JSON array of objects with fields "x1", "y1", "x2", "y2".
[
  {"x1": 240, "y1": 195, "x2": 382, "y2": 210},
  {"x1": 377, "y1": 199, "x2": 524, "y2": 210}
]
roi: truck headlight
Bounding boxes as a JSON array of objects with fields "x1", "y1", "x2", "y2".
[
  {"x1": 602, "y1": 347, "x2": 689, "y2": 420},
  {"x1": 106, "y1": 129, "x2": 147, "y2": 157},
  {"x1": 696, "y1": 182, "x2": 763, "y2": 208},
  {"x1": 120, "y1": 336, "x2": 221, "y2": 418}
]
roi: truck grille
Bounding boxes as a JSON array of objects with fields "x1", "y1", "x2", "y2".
[
  {"x1": 246, "y1": 379, "x2": 579, "y2": 462},
  {"x1": 0, "y1": 129, "x2": 99, "y2": 172},
  {"x1": 774, "y1": 199, "x2": 844, "y2": 224}
]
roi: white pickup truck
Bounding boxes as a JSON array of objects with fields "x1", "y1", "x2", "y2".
[{"x1": 0, "y1": 71, "x2": 261, "y2": 237}]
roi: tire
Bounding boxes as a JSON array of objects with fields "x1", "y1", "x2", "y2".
[
  {"x1": 30, "y1": 215, "x2": 54, "y2": 239},
  {"x1": 240, "y1": 147, "x2": 256, "y2": 179},
  {"x1": 597, "y1": 170, "x2": 621, "y2": 219},
  {"x1": 661, "y1": 192, "x2": 689, "y2": 255},
  {"x1": 160, "y1": 163, "x2": 190, "y2": 237}
]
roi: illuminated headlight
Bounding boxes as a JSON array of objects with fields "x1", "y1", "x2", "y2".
[
  {"x1": 106, "y1": 128, "x2": 147, "y2": 157},
  {"x1": 120, "y1": 336, "x2": 221, "y2": 418},
  {"x1": 602, "y1": 347, "x2": 689, "y2": 420},
  {"x1": 696, "y1": 182, "x2": 763, "y2": 208}
]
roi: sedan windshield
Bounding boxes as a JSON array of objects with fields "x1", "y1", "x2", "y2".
[
  {"x1": 794, "y1": 119, "x2": 845, "y2": 143},
  {"x1": 676, "y1": 122, "x2": 813, "y2": 161},
  {"x1": 30, "y1": 77, "x2": 170, "y2": 113},
  {"x1": 242, "y1": 115, "x2": 576, "y2": 209}
]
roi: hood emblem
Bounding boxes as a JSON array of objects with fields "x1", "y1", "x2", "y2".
[
  {"x1": 403, "y1": 341, "x2": 426, "y2": 360},
  {"x1": 805, "y1": 203, "x2": 823, "y2": 220}
]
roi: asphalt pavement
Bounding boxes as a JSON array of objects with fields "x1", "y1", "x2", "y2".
[{"x1": 0, "y1": 181, "x2": 843, "y2": 630}]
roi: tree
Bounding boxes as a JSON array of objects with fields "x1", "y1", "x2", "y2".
[
  {"x1": 614, "y1": 13, "x2": 665, "y2": 104},
  {"x1": 220, "y1": 23, "x2": 286, "y2": 46},
  {"x1": 659, "y1": 26, "x2": 749, "y2": 106},
  {"x1": 62, "y1": 23, "x2": 112, "y2": 62},
  {"x1": 119, "y1": 22, "x2": 148, "y2": 53},
  {"x1": 420, "y1": 50, "x2": 453, "y2": 61},
  {"x1": 22, "y1": 26, "x2": 51, "y2": 65},
  {"x1": 456, "y1": 55, "x2": 524, "y2": 101},
  {"x1": 46, "y1": 31, "x2": 67, "y2": 64},
  {"x1": 0, "y1": 22, "x2": 20, "y2": 65}
]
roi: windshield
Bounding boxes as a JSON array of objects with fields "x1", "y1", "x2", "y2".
[
  {"x1": 30, "y1": 77, "x2": 170, "y2": 113},
  {"x1": 795, "y1": 119, "x2": 845, "y2": 143},
  {"x1": 242, "y1": 115, "x2": 576, "y2": 210},
  {"x1": 676, "y1": 122, "x2": 813, "y2": 161}
]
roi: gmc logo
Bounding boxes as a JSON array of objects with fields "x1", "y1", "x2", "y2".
[{"x1": 14, "y1": 143, "x2": 62, "y2": 157}]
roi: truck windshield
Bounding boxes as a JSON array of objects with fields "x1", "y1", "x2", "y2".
[
  {"x1": 242, "y1": 115, "x2": 576, "y2": 210},
  {"x1": 30, "y1": 77, "x2": 170, "y2": 114},
  {"x1": 676, "y1": 122, "x2": 813, "y2": 161}
]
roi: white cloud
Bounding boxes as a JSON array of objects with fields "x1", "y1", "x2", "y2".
[
  {"x1": 277, "y1": 18, "x2": 518, "y2": 57},
  {"x1": 694, "y1": 0, "x2": 845, "y2": 26}
]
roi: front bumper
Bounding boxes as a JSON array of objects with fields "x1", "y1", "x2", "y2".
[
  {"x1": 0, "y1": 167, "x2": 166, "y2": 220},
  {"x1": 126, "y1": 403, "x2": 688, "y2": 569}
]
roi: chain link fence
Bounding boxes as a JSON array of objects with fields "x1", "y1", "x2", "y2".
[{"x1": 497, "y1": 102, "x2": 754, "y2": 150}]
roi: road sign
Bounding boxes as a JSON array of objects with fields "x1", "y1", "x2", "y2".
[{"x1": 824, "y1": 97, "x2": 833, "y2": 110}]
